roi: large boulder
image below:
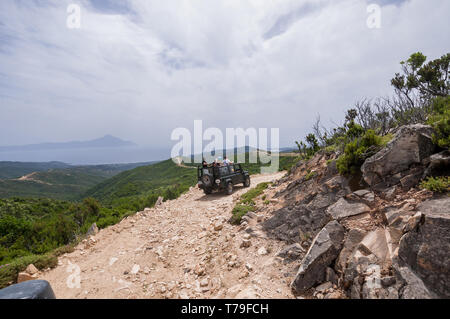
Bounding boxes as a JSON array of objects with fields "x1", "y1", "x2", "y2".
[
  {"x1": 361, "y1": 124, "x2": 435, "y2": 186},
  {"x1": 25, "y1": 264, "x2": 39, "y2": 275},
  {"x1": 326, "y1": 198, "x2": 370, "y2": 220},
  {"x1": 393, "y1": 263, "x2": 435, "y2": 299},
  {"x1": 17, "y1": 272, "x2": 37, "y2": 283},
  {"x1": 397, "y1": 197, "x2": 450, "y2": 298},
  {"x1": 335, "y1": 228, "x2": 367, "y2": 272},
  {"x1": 291, "y1": 221, "x2": 345, "y2": 294},
  {"x1": 359, "y1": 228, "x2": 391, "y2": 265},
  {"x1": 423, "y1": 150, "x2": 450, "y2": 177},
  {"x1": 262, "y1": 203, "x2": 331, "y2": 244}
]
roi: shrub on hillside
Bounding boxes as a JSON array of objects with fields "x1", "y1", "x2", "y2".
[
  {"x1": 240, "y1": 182, "x2": 269, "y2": 205},
  {"x1": 337, "y1": 129, "x2": 382, "y2": 176},
  {"x1": 0, "y1": 252, "x2": 58, "y2": 289},
  {"x1": 420, "y1": 176, "x2": 450, "y2": 193},
  {"x1": 427, "y1": 96, "x2": 450, "y2": 149},
  {"x1": 230, "y1": 182, "x2": 270, "y2": 224}
]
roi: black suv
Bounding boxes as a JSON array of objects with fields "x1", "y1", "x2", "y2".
[{"x1": 198, "y1": 164, "x2": 250, "y2": 195}]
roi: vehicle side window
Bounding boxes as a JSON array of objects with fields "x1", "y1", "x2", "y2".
[{"x1": 219, "y1": 166, "x2": 229, "y2": 175}]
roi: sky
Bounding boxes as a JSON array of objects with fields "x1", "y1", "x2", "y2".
[{"x1": 0, "y1": 0, "x2": 449, "y2": 158}]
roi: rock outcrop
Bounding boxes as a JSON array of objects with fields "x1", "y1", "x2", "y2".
[
  {"x1": 263, "y1": 153, "x2": 350, "y2": 245},
  {"x1": 261, "y1": 127, "x2": 448, "y2": 299},
  {"x1": 393, "y1": 263, "x2": 435, "y2": 299},
  {"x1": 326, "y1": 198, "x2": 370, "y2": 220},
  {"x1": 291, "y1": 221, "x2": 345, "y2": 294},
  {"x1": 361, "y1": 124, "x2": 435, "y2": 189},
  {"x1": 397, "y1": 197, "x2": 450, "y2": 298},
  {"x1": 423, "y1": 150, "x2": 450, "y2": 178}
]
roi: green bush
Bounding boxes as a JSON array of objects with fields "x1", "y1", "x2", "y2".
[
  {"x1": 337, "y1": 130, "x2": 382, "y2": 176},
  {"x1": 427, "y1": 96, "x2": 450, "y2": 149},
  {"x1": 230, "y1": 204, "x2": 256, "y2": 225},
  {"x1": 230, "y1": 182, "x2": 270, "y2": 224},
  {"x1": 420, "y1": 176, "x2": 450, "y2": 193},
  {"x1": 240, "y1": 182, "x2": 269, "y2": 205},
  {"x1": 0, "y1": 252, "x2": 58, "y2": 289}
]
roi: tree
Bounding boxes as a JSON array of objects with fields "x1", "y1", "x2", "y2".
[
  {"x1": 391, "y1": 52, "x2": 449, "y2": 104},
  {"x1": 306, "y1": 134, "x2": 320, "y2": 153}
]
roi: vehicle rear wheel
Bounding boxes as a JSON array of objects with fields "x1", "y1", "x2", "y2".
[
  {"x1": 244, "y1": 176, "x2": 251, "y2": 188},
  {"x1": 226, "y1": 182, "x2": 233, "y2": 195}
]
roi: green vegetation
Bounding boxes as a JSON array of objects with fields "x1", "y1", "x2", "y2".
[
  {"x1": 1, "y1": 198, "x2": 103, "y2": 263},
  {"x1": 0, "y1": 252, "x2": 58, "y2": 289},
  {"x1": 336, "y1": 130, "x2": 383, "y2": 176},
  {"x1": 0, "y1": 159, "x2": 197, "y2": 287},
  {"x1": 295, "y1": 134, "x2": 320, "y2": 160},
  {"x1": 230, "y1": 204, "x2": 256, "y2": 225},
  {"x1": 0, "y1": 172, "x2": 106, "y2": 201},
  {"x1": 84, "y1": 159, "x2": 197, "y2": 212},
  {"x1": 278, "y1": 156, "x2": 302, "y2": 172},
  {"x1": 392, "y1": 52, "x2": 449, "y2": 100},
  {"x1": 420, "y1": 176, "x2": 450, "y2": 193},
  {"x1": 0, "y1": 162, "x2": 155, "y2": 200},
  {"x1": 230, "y1": 182, "x2": 269, "y2": 224},
  {"x1": 427, "y1": 96, "x2": 450, "y2": 148},
  {"x1": 0, "y1": 196, "x2": 126, "y2": 288},
  {"x1": 0, "y1": 162, "x2": 70, "y2": 180}
]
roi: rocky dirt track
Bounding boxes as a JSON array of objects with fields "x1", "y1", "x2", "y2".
[{"x1": 41, "y1": 172, "x2": 298, "y2": 299}]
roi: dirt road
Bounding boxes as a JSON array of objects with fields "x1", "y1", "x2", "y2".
[{"x1": 40, "y1": 172, "x2": 297, "y2": 299}]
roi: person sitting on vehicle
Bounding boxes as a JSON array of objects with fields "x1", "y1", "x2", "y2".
[
  {"x1": 223, "y1": 156, "x2": 233, "y2": 165},
  {"x1": 202, "y1": 159, "x2": 208, "y2": 168}
]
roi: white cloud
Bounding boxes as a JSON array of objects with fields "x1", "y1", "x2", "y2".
[{"x1": 0, "y1": 0, "x2": 448, "y2": 153}]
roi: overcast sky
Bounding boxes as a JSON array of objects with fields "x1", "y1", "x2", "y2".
[{"x1": 0, "y1": 0, "x2": 449, "y2": 151}]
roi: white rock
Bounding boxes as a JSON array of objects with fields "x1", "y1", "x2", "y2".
[
  {"x1": 109, "y1": 257, "x2": 118, "y2": 266},
  {"x1": 131, "y1": 264, "x2": 140, "y2": 275},
  {"x1": 200, "y1": 278, "x2": 209, "y2": 287},
  {"x1": 257, "y1": 247, "x2": 268, "y2": 256}
]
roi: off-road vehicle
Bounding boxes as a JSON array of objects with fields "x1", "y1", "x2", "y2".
[{"x1": 198, "y1": 164, "x2": 250, "y2": 195}]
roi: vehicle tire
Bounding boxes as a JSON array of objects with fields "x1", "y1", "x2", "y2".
[
  {"x1": 201, "y1": 175, "x2": 212, "y2": 187},
  {"x1": 244, "y1": 176, "x2": 251, "y2": 188},
  {"x1": 226, "y1": 182, "x2": 233, "y2": 195},
  {"x1": 203, "y1": 188, "x2": 212, "y2": 195}
]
